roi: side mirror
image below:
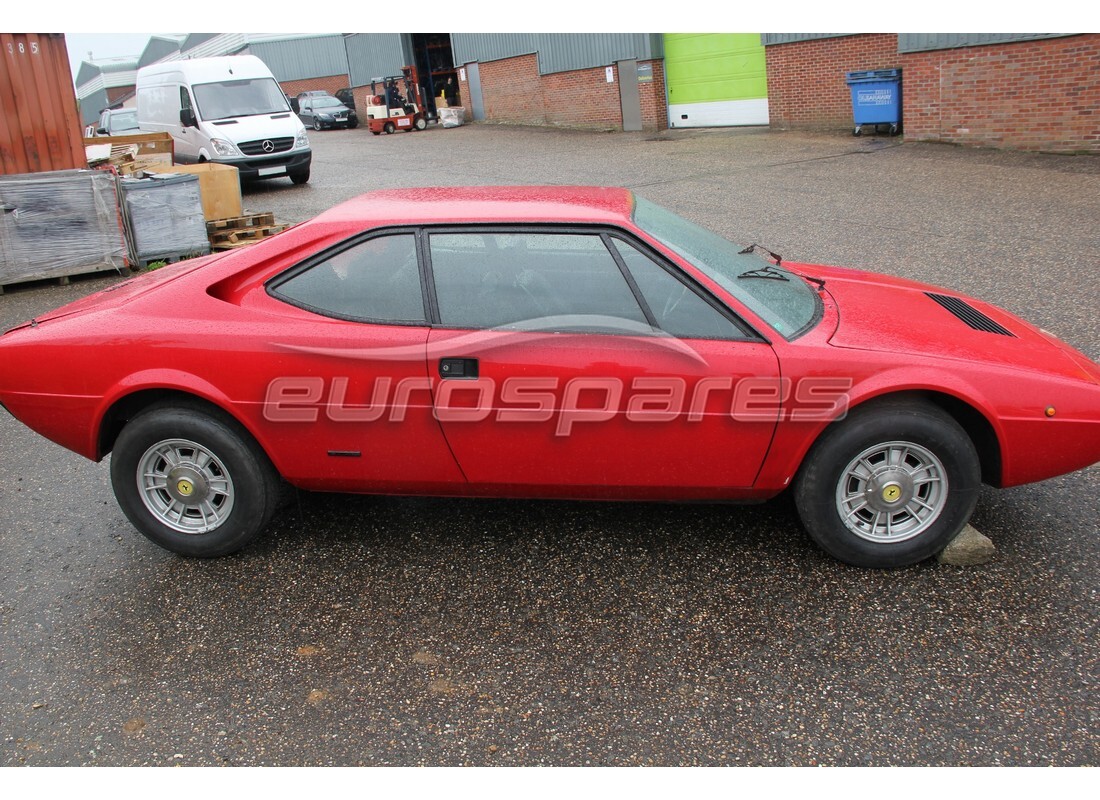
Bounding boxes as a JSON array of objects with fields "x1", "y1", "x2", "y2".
[
  {"x1": 96, "y1": 127, "x2": 108, "y2": 135},
  {"x1": 180, "y1": 108, "x2": 197, "y2": 128}
]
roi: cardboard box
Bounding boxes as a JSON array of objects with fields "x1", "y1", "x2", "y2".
[{"x1": 144, "y1": 162, "x2": 242, "y2": 221}]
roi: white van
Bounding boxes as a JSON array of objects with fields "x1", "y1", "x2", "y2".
[{"x1": 137, "y1": 55, "x2": 312, "y2": 184}]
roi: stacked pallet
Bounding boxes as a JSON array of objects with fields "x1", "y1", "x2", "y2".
[{"x1": 206, "y1": 213, "x2": 287, "y2": 250}]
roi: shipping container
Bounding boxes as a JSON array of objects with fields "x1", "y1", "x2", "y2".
[{"x1": 0, "y1": 33, "x2": 87, "y2": 175}]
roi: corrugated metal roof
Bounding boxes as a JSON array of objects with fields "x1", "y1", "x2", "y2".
[
  {"x1": 181, "y1": 33, "x2": 218, "y2": 52},
  {"x1": 897, "y1": 33, "x2": 1077, "y2": 53},
  {"x1": 138, "y1": 36, "x2": 183, "y2": 69}
]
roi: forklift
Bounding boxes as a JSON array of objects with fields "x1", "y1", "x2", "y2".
[{"x1": 367, "y1": 65, "x2": 429, "y2": 135}]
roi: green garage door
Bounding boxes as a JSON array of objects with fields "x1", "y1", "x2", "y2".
[{"x1": 665, "y1": 33, "x2": 769, "y2": 128}]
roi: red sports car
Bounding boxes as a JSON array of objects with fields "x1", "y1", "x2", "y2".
[{"x1": 1, "y1": 187, "x2": 1098, "y2": 567}]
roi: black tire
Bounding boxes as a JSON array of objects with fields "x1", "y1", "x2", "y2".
[
  {"x1": 313, "y1": 118, "x2": 322, "y2": 131},
  {"x1": 348, "y1": 118, "x2": 359, "y2": 129},
  {"x1": 289, "y1": 168, "x2": 310, "y2": 185},
  {"x1": 414, "y1": 115, "x2": 427, "y2": 131},
  {"x1": 371, "y1": 130, "x2": 380, "y2": 136},
  {"x1": 384, "y1": 122, "x2": 395, "y2": 135},
  {"x1": 793, "y1": 401, "x2": 981, "y2": 568},
  {"x1": 110, "y1": 405, "x2": 281, "y2": 557}
]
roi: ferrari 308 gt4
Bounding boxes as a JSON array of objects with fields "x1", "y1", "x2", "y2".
[{"x1": 1, "y1": 187, "x2": 1097, "y2": 567}]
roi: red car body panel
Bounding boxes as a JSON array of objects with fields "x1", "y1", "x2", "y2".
[{"x1": 1, "y1": 186, "x2": 1098, "y2": 504}]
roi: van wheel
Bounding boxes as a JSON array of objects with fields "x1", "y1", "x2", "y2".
[{"x1": 289, "y1": 168, "x2": 310, "y2": 185}]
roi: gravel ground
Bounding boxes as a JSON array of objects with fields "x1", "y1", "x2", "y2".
[{"x1": 0, "y1": 124, "x2": 1097, "y2": 766}]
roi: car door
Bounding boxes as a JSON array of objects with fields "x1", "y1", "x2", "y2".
[
  {"x1": 424, "y1": 228, "x2": 782, "y2": 497},
  {"x1": 256, "y1": 229, "x2": 465, "y2": 493}
]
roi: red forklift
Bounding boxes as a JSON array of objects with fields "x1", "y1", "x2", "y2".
[{"x1": 367, "y1": 65, "x2": 429, "y2": 134}]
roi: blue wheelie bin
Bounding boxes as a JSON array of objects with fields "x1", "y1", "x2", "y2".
[{"x1": 846, "y1": 69, "x2": 902, "y2": 136}]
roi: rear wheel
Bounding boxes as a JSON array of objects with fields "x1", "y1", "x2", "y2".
[
  {"x1": 794, "y1": 402, "x2": 981, "y2": 568},
  {"x1": 110, "y1": 405, "x2": 281, "y2": 557}
]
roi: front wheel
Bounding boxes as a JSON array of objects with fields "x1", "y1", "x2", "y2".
[
  {"x1": 289, "y1": 168, "x2": 310, "y2": 185},
  {"x1": 313, "y1": 118, "x2": 322, "y2": 131},
  {"x1": 414, "y1": 115, "x2": 427, "y2": 131},
  {"x1": 793, "y1": 402, "x2": 981, "y2": 568},
  {"x1": 110, "y1": 405, "x2": 282, "y2": 557}
]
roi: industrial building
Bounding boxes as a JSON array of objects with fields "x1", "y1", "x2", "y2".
[{"x1": 72, "y1": 32, "x2": 1099, "y2": 153}]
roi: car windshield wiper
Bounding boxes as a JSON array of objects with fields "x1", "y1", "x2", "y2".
[{"x1": 737, "y1": 243, "x2": 789, "y2": 281}]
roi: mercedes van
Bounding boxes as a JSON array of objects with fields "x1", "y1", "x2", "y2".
[{"x1": 136, "y1": 55, "x2": 312, "y2": 184}]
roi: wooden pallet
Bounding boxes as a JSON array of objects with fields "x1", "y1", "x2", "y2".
[
  {"x1": 207, "y1": 213, "x2": 286, "y2": 251},
  {"x1": 206, "y1": 212, "x2": 277, "y2": 233}
]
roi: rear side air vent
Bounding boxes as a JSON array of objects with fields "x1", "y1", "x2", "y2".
[{"x1": 925, "y1": 292, "x2": 1015, "y2": 337}]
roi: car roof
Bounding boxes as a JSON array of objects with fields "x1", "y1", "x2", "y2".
[{"x1": 311, "y1": 186, "x2": 636, "y2": 228}]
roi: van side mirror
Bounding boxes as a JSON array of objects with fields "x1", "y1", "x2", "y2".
[{"x1": 180, "y1": 108, "x2": 197, "y2": 128}]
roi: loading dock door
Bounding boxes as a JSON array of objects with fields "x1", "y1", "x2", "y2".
[{"x1": 665, "y1": 33, "x2": 769, "y2": 128}]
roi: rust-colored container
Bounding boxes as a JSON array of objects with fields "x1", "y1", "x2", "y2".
[{"x1": 0, "y1": 33, "x2": 87, "y2": 175}]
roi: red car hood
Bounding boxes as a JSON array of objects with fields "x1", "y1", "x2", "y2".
[{"x1": 791, "y1": 262, "x2": 1100, "y2": 384}]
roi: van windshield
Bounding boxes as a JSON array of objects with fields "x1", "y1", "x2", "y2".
[{"x1": 193, "y1": 78, "x2": 290, "y2": 121}]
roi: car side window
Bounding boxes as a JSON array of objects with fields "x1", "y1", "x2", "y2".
[
  {"x1": 271, "y1": 233, "x2": 426, "y2": 324},
  {"x1": 429, "y1": 232, "x2": 649, "y2": 330},
  {"x1": 611, "y1": 237, "x2": 749, "y2": 341}
]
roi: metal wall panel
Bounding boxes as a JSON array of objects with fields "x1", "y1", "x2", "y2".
[
  {"x1": 760, "y1": 34, "x2": 854, "y2": 46},
  {"x1": 452, "y1": 33, "x2": 661, "y2": 75},
  {"x1": 78, "y1": 87, "x2": 109, "y2": 126},
  {"x1": 345, "y1": 33, "x2": 414, "y2": 87},
  {"x1": 897, "y1": 33, "x2": 1076, "y2": 53},
  {"x1": 537, "y1": 33, "x2": 661, "y2": 75},
  {"x1": 0, "y1": 33, "x2": 87, "y2": 174},
  {"x1": 451, "y1": 33, "x2": 539, "y2": 67},
  {"x1": 248, "y1": 35, "x2": 350, "y2": 82}
]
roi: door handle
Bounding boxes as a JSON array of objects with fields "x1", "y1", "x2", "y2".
[{"x1": 439, "y1": 358, "x2": 479, "y2": 379}]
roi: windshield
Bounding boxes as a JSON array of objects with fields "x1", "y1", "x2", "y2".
[
  {"x1": 311, "y1": 97, "x2": 343, "y2": 108},
  {"x1": 632, "y1": 196, "x2": 821, "y2": 338},
  {"x1": 109, "y1": 110, "x2": 138, "y2": 132},
  {"x1": 192, "y1": 78, "x2": 290, "y2": 121}
]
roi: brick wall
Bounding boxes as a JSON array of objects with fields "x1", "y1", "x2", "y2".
[
  {"x1": 901, "y1": 35, "x2": 1100, "y2": 153},
  {"x1": 279, "y1": 75, "x2": 348, "y2": 100},
  {"x1": 765, "y1": 33, "x2": 1100, "y2": 153},
  {"x1": 766, "y1": 34, "x2": 900, "y2": 131},
  {"x1": 456, "y1": 54, "x2": 668, "y2": 131},
  {"x1": 106, "y1": 85, "x2": 134, "y2": 105},
  {"x1": 639, "y1": 60, "x2": 668, "y2": 131}
]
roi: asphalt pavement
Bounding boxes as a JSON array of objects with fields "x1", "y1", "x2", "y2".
[{"x1": 1, "y1": 124, "x2": 1097, "y2": 766}]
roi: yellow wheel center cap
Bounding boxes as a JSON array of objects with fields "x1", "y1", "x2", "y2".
[
  {"x1": 882, "y1": 484, "x2": 902, "y2": 503},
  {"x1": 177, "y1": 479, "x2": 194, "y2": 497}
]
